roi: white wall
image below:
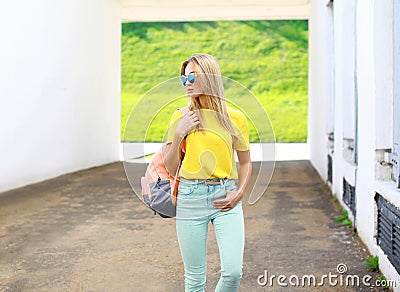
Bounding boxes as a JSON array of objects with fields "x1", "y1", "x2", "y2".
[
  {"x1": 372, "y1": 0, "x2": 400, "y2": 284},
  {"x1": 308, "y1": 0, "x2": 333, "y2": 181},
  {"x1": 354, "y1": 0, "x2": 376, "y2": 248},
  {"x1": 374, "y1": 0, "x2": 393, "y2": 150},
  {"x1": 0, "y1": 0, "x2": 122, "y2": 193},
  {"x1": 310, "y1": 0, "x2": 400, "y2": 284},
  {"x1": 356, "y1": 0, "x2": 400, "y2": 283},
  {"x1": 339, "y1": 0, "x2": 356, "y2": 142},
  {"x1": 333, "y1": 0, "x2": 358, "y2": 213}
]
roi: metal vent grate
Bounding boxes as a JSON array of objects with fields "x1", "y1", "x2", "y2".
[
  {"x1": 376, "y1": 193, "x2": 400, "y2": 273},
  {"x1": 343, "y1": 178, "x2": 356, "y2": 216},
  {"x1": 327, "y1": 155, "x2": 333, "y2": 184}
]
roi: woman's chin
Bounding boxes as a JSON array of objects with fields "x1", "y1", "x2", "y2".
[{"x1": 188, "y1": 92, "x2": 200, "y2": 98}]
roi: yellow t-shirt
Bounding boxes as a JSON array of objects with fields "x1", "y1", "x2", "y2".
[{"x1": 166, "y1": 106, "x2": 250, "y2": 179}]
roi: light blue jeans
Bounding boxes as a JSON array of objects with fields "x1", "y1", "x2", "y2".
[{"x1": 176, "y1": 178, "x2": 245, "y2": 292}]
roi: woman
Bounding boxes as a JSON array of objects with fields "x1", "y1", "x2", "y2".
[{"x1": 164, "y1": 54, "x2": 252, "y2": 292}]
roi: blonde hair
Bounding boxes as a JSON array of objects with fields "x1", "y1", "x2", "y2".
[{"x1": 180, "y1": 54, "x2": 238, "y2": 141}]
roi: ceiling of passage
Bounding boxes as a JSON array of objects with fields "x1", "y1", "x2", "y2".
[{"x1": 120, "y1": 0, "x2": 310, "y2": 22}]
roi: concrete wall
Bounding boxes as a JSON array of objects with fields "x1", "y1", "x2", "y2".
[
  {"x1": 370, "y1": 0, "x2": 400, "y2": 284},
  {"x1": 333, "y1": 0, "x2": 358, "y2": 216},
  {"x1": 0, "y1": 0, "x2": 122, "y2": 193},
  {"x1": 310, "y1": 0, "x2": 400, "y2": 284},
  {"x1": 355, "y1": 0, "x2": 400, "y2": 283},
  {"x1": 355, "y1": 0, "x2": 377, "y2": 248},
  {"x1": 308, "y1": 0, "x2": 337, "y2": 182}
]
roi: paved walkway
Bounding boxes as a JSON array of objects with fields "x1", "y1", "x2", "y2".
[{"x1": 0, "y1": 161, "x2": 384, "y2": 291}]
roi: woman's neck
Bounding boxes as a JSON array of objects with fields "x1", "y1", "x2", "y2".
[{"x1": 198, "y1": 95, "x2": 210, "y2": 109}]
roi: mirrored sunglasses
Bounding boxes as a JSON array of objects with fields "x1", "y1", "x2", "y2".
[{"x1": 180, "y1": 73, "x2": 196, "y2": 86}]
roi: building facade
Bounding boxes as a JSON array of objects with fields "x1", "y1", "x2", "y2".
[{"x1": 309, "y1": 0, "x2": 400, "y2": 285}]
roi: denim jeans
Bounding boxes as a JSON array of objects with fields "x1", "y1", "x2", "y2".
[{"x1": 176, "y1": 178, "x2": 245, "y2": 292}]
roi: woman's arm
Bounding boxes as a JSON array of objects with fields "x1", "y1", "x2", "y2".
[
  {"x1": 163, "y1": 132, "x2": 186, "y2": 176},
  {"x1": 236, "y1": 150, "x2": 252, "y2": 199},
  {"x1": 213, "y1": 150, "x2": 252, "y2": 212}
]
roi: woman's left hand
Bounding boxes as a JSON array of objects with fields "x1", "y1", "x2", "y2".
[{"x1": 213, "y1": 190, "x2": 242, "y2": 212}]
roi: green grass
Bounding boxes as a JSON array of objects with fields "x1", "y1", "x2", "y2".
[
  {"x1": 363, "y1": 256, "x2": 379, "y2": 273},
  {"x1": 333, "y1": 209, "x2": 353, "y2": 228},
  {"x1": 121, "y1": 20, "x2": 308, "y2": 142}
]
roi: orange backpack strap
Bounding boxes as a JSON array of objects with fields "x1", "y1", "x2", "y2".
[{"x1": 177, "y1": 106, "x2": 189, "y2": 154}]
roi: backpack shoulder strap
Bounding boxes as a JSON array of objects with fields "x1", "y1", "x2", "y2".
[{"x1": 176, "y1": 106, "x2": 189, "y2": 156}]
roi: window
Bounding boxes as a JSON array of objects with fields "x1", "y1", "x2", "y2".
[
  {"x1": 376, "y1": 193, "x2": 400, "y2": 272},
  {"x1": 343, "y1": 178, "x2": 356, "y2": 216}
]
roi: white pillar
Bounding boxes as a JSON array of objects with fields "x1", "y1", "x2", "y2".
[
  {"x1": 332, "y1": 0, "x2": 357, "y2": 201},
  {"x1": 308, "y1": 0, "x2": 335, "y2": 181},
  {"x1": 374, "y1": 1, "x2": 393, "y2": 150},
  {"x1": 354, "y1": 0, "x2": 376, "y2": 248}
]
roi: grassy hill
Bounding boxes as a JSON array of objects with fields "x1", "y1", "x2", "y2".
[{"x1": 121, "y1": 20, "x2": 308, "y2": 142}]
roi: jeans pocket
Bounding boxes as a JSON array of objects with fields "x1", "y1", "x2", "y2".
[
  {"x1": 224, "y1": 179, "x2": 237, "y2": 192},
  {"x1": 213, "y1": 187, "x2": 227, "y2": 201},
  {"x1": 178, "y1": 183, "x2": 194, "y2": 195}
]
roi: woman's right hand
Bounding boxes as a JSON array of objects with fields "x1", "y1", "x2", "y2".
[{"x1": 175, "y1": 111, "x2": 200, "y2": 138}]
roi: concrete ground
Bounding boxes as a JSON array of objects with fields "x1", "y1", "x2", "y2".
[{"x1": 0, "y1": 161, "x2": 386, "y2": 291}]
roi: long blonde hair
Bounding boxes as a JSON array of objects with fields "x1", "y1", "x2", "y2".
[{"x1": 180, "y1": 54, "x2": 238, "y2": 140}]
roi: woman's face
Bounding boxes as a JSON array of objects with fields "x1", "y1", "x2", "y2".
[{"x1": 183, "y1": 62, "x2": 202, "y2": 98}]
